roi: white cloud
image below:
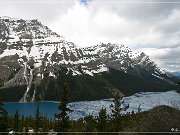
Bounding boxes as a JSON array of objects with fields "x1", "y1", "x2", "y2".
[{"x1": 0, "y1": 0, "x2": 180, "y2": 72}]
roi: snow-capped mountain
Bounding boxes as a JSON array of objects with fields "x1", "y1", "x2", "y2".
[
  {"x1": 0, "y1": 16, "x2": 60, "y2": 40},
  {"x1": 0, "y1": 17, "x2": 179, "y2": 102}
]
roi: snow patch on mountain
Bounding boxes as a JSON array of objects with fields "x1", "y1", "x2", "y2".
[{"x1": 0, "y1": 17, "x2": 178, "y2": 87}]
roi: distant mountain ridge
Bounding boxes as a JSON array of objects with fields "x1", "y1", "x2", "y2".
[
  {"x1": 0, "y1": 16, "x2": 179, "y2": 102},
  {"x1": 171, "y1": 72, "x2": 180, "y2": 78}
]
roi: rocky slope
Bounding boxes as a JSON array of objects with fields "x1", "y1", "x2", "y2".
[{"x1": 0, "y1": 16, "x2": 179, "y2": 102}]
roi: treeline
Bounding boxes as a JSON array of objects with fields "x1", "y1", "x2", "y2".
[
  {"x1": 2, "y1": 67, "x2": 179, "y2": 102},
  {"x1": 1, "y1": 79, "x2": 180, "y2": 134},
  {"x1": 35, "y1": 67, "x2": 180, "y2": 102}
]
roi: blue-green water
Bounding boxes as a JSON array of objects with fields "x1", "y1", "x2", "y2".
[{"x1": 4, "y1": 102, "x2": 60, "y2": 119}]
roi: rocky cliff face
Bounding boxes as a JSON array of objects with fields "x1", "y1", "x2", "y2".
[{"x1": 0, "y1": 17, "x2": 179, "y2": 102}]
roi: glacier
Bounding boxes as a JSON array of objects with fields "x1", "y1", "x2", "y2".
[{"x1": 68, "y1": 90, "x2": 180, "y2": 119}]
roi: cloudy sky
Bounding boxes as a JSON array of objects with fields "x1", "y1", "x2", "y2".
[{"x1": 0, "y1": 0, "x2": 180, "y2": 72}]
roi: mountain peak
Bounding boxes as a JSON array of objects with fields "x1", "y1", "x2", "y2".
[
  {"x1": 0, "y1": 17, "x2": 179, "y2": 102},
  {"x1": 0, "y1": 16, "x2": 61, "y2": 42}
]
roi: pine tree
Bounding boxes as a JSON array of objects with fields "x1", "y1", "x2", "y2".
[
  {"x1": 96, "y1": 108, "x2": 108, "y2": 132},
  {"x1": 0, "y1": 95, "x2": 5, "y2": 117},
  {"x1": 34, "y1": 105, "x2": 42, "y2": 133},
  {"x1": 14, "y1": 110, "x2": 20, "y2": 133},
  {"x1": 110, "y1": 93, "x2": 123, "y2": 131},
  {"x1": 55, "y1": 78, "x2": 72, "y2": 133},
  {"x1": 42, "y1": 114, "x2": 50, "y2": 132},
  {"x1": 84, "y1": 115, "x2": 97, "y2": 133},
  {"x1": 0, "y1": 96, "x2": 9, "y2": 132},
  {"x1": 138, "y1": 104, "x2": 141, "y2": 113},
  {"x1": 19, "y1": 115, "x2": 25, "y2": 132}
]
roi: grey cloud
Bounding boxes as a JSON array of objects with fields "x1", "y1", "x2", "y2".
[
  {"x1": 90, "y1": 0, "x2": 180, "y2": 23},
  {"x1": 157, "y1": 60, "x2": 180, "y2": 72},
  {"x1": 138, "y1": 46, "x2": 180, "y2": 72},
  {"x1": 150, "y1": 9, "x2": 180, "y2": 35},
  {"x1": 0, "y1": 0, "x2": 76, "y2": 25},
  {"x1": 0, "y1": 0, "x2": 180, "y2": 72}
]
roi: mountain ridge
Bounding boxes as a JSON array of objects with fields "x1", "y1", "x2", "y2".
[{"x1": 0, "y1": 16, "x2": 179, "y2": 102}]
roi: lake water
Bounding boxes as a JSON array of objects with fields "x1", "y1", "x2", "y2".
[
  {"x1": 4, "y1": 90, "x2": 180, "y2": 120},
  {"x1": 4, "y1": 102, "x2": 60, "y2": 119}
]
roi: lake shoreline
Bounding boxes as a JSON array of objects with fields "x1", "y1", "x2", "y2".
[{"x1": 4, "y1": 90, "x2": 180, "y2": 120}]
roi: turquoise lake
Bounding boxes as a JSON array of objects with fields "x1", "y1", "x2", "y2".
[{"x1": 4, "y1": 102, "x2": 60, "y2": 119}]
